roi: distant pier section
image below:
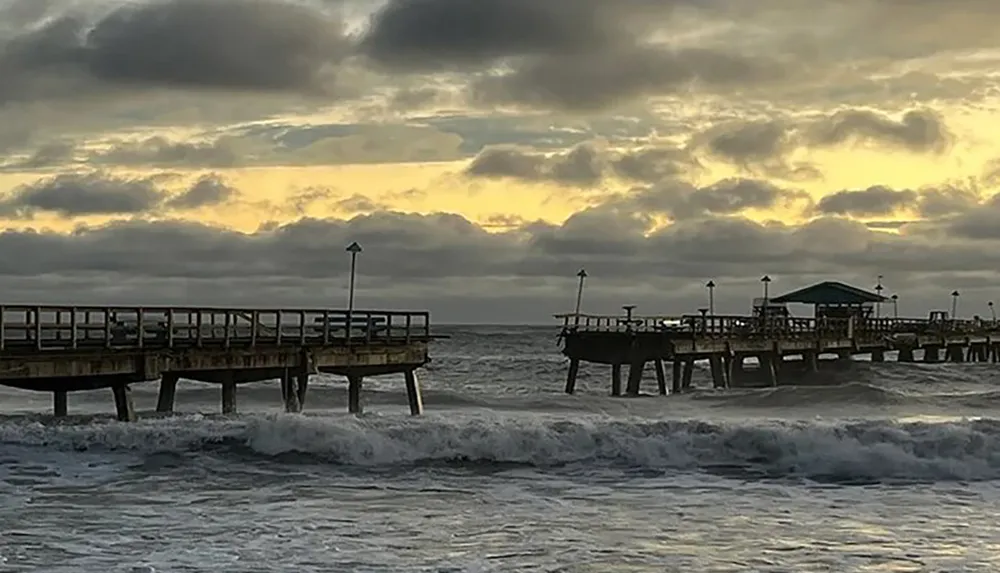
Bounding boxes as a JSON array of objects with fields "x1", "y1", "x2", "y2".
[
  {"x1": 557, "y1": 281, "x2": 1000, "y2": 395},
  {"x1": 0, "y1": 305, "x2": 436, "y2": 420}
]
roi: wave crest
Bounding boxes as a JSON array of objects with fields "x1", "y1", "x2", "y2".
[{"x1": 3, "y1": 413, "x2": 1000, "y2": 484}]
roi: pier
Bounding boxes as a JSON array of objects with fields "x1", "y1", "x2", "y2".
[
  {"x1": 557, "y1": 281, "x2": 1000, "y2": 395},
  {"x1": 0, "y1": 305, "x2": 435, "y2": 420}
]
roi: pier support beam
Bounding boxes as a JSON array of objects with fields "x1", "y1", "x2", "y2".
[
  {"x1": 111, "y1": 384, "x2": 136, "y2": 422},
  {"x1": 221, "y1": 374, "x2": 237, "y2": 415},
  {"x1": 947, "y1": 346, "x2": 965, "y2": 363},
  {"x1": 671, "y1": 360, "x2": 682, "y2": 394},
  {"x1": 53, "y1": 391, "x2": 67, "y2": 417},
  {"x1": 681, "y1": 359, "x2": 694, "y2": 391},
  {"x1": 871, "y1": 349, "x2": 885, "y2": 362},
  {"x1": 654, "y1": 359, "x2": 667, "y2": 395},
  {"x1": 626, "y1": 360, "x2": 645, "y2": 396},
  {"x1": 727, "y1": 354, "x2": 742, "y2": 387},
  {"x1": 897, "y1": 347, "x2": 915, "y2": 362},
  {"x1": 924, "y1": 346, "x2": 941, "y2": 363},
  {"x1": 404, "y1": 370, "x2": 423, "y2": 415},
  {"x1": 348, "y1": 374, "x2": 363, "y2": 414},
  {"x1": 156, "y1": 373, "x2": 179, "y2": 413},
  {"x1": 610, "y1": 364, "x2": 622, "y2": 396},
  {"x1": 565, "y1": 358, "x2": 580, "y2": 394},
  {"x1": 762, "y1": 354, "x2": 778, "y2": 387},
  {"x1": 296, "y1": 371, "x2": 309, "y2": 408},
  {"x1": 280, "y1": 369, "x2": 301, "y2": 413},
  {"x1": 709, "y1": 355, "x2": 726, "y2": 389},
  {"x1": 805, "y1": 351, "x2": 819, "y2": 373}
]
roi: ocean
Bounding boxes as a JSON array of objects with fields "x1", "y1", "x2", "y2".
[{"x1": 2, "y1": 325, "x2": 1000, "y2": 572}]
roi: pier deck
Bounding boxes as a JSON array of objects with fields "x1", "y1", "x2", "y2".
[
  {"x1": 0, "y1": 305, "x2": 435, "y2": 420},
  {"x1": 557, "y1": 312, "x2": 1000, "y2": 395}
]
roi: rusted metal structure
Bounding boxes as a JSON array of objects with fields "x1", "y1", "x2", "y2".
[
  {"x1": 557, "y1": 281, "x2": 1000, "y2": 395},
  {"x1": 0, "y1": 305, "x2": 435, "y2": 420}
]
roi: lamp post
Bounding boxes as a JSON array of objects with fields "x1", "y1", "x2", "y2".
[
  {"x1": 573, "y1": 269, "x2": 587, "y2": 325},
  {"x1": 875, "y1": 275, "x2": 884, "y2": 319},
  {"x1": 990, "y1": 301, "x2": 996, "y2": 323},
  {"x1": 891, "y1": 294, "x2": 899, "y2": 319},
  {"x1": 706, "y1": 280, "x2": 716, "y2": 316},
  {"x1": 760, "y1": 275, "x2": 772, "y2": 325},
  {"x1": 951, "y1": 290, "x2": 960, "y2": 319},
  {"x1": 346, "y1": 242, "x2": 362, "y2": 339}
]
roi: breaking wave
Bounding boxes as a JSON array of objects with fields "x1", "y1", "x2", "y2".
[{"x1": 3, "y1": 412, "x2": 1000, "y2": 484}]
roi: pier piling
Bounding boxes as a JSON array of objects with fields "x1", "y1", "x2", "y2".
[
  {"x1": 221, "y1": 375, "x2": 237, "y2": 415},
  {"x1": 610, "y1": 364, "x2": 622, "y2": 396},
  {"x1": 626, "y1": 360, "x2": 644, "y2": 395},
  {"x1": 404, "y1": 370, "x2": 423, "y2": 415},
  {"x1": 565, "y1": 358, "x2": 580, "y2": 394},
  {"x1": 348, "y1": 374, "x2": 363, "y2": 414},
  {"x1": 654, "y1": 359, "x2": 667, "y2": 395},
  {"x1": 53, "y1": 391, "x2": 67, "y2": 417},
  {"x1": 156, "y1": 373, "x2": 179, "y2": 413},
  {"x1": 112, "y1": 384, "x2": 136, "y2": 422}
]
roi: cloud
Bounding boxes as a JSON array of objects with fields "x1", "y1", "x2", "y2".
[
  {"x1": 815, "y1": 186, "x2": 918, "y2": 217},
  {"x1": 605, "y1": 178, "x2": 812, "y2": 221},
  {"x1": 804, "y1": 109, "x2": 952, "y2": 154},
  {"x1": 465, "y1": 142, "x2": 698, "y2": 186},
  {"x1": 0, "y1": 172, "x2": 237, "y2": 218},
  {"x1": 0, "y1": 0, "x2": 351, "y2": 104}
]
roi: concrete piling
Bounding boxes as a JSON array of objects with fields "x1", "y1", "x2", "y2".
[
  {"x1": 610, "y1": 364, "x2": 622, "y2": 396},
  {"x1": 654, "y1": 359, "x2": 667, "y2": 395},
  {"x1": 53, "y1": 391, "x2": 67, "y2": 417},
  {"x1": 564, "y1": 358, "x2": 580, "y2": 394},
  {"x1": 625, "y1": 360, "x2": 644, "y2": 395},
  {"x1": 281, "y1": 369, "x2": 301, "y2": 413},
  {"x1": 111, "y1": 384, "x2": 136, "y2": 422},
  {"x1": 404, "y1": 370, "x2": 423, "y2": 415},
  {"x1": 348, "y1": 374, "x2": 363, "y2": 414},
  {"x1": 221, "y1": 374, "x2": 237, "y2": 415},
  {"x1": 156, "y1": 373, "x2": 179, "y2": 413}
]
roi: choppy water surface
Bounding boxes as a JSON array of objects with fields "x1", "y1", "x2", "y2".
[{"x1": 3, "y1": 326, "x2": 1000, "y2": 571}]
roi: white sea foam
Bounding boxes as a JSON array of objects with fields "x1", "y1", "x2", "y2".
[{"x1": 1, "y1": 412, "x2": 999, "y2": 483}]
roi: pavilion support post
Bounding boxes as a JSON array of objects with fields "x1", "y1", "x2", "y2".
[
  {"x1": 625, "y1": 360, "x2": 645, "y2": 396},
  {"x1": 680, "y1": 359, "x2": 694, "y2": 390},
  {"x1": 654, "y1": 359, "x2": 667, "y2": 395},
  {"x1": 610, "y1": 363, "x2": 622, "y2": 397},
  {"x1": 671, "y1": 360, "x2": 682, "y2": 394}
]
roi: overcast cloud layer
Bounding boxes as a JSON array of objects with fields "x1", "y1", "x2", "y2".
[{"x1": 1, "y1": 0, "x2": 1000, "y2": 322}]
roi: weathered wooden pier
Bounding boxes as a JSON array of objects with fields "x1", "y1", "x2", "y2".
[
  {"x1": 0, "y1": 305, "x2": 435, "y2": 420},
  {"x1": 558, "y1": 281, "x2": 1000, "y2": 395}
]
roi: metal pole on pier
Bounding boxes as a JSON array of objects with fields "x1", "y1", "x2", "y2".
[
  {"x1": 891, "y1": 294, "x2": 898, "y2": 319},
  {"x1": 989, "y1": 301, "x2": 996, "y2": 323},
  {"x1": 760, "y1": 275, "x2": 771, "y2": 329},
  {"x1": 346, "y1": 242, "x2": 362, "y2": 341},
  {"x1": 574, "y1": 269, "x2": 587, "y2": 325},
  {"x1": 706, "y1": 280, "x2": 716, "y2": 316},
  {"x1": 875, "y1": 275, "x2": 884, "y2": 318},
  {"x1": 951, "y1": 290, "x2": 960, "y2": 319}
]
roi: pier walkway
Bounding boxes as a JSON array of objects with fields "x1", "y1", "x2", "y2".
[
  {"x1": 557, "y1": 312, "x2": 1000, "y2": 394},
  {"x1": 0, "y1": 305, "x2": 435, "y2": 420}
]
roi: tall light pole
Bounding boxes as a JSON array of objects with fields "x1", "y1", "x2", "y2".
[
  {"x1": 875, "y1": 275, "x2": 884, "y2": 319},
  {"x1": 760, "y1": 275, "x2": 771, "y2": 324},
  {"x1": 891, "y1": 294, "x2": 899, "y2": 319},
  {"x1": 989, "y1": 301, "x2": 996, "y2": 322},
  {"x1": 951, "y1": 290, "x2": 960, "y2": 319},
  {"x1": 706, "y1": 280, "x2": 716, "y2": 316},
  {"x1": 573, "y1": 269, "x2": 587, "y2": 325},
  {"x1": 346, "y1": 242, "x2": 362, "y2": 339}
]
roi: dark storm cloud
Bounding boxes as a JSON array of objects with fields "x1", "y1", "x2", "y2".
[
  {"x1": 0, "y1": 173, "x2": 162, "y2": 218},
  {"x1": 165, "y1": 175, "x2": 239, "y2": 210},
  {"x1": 608, "y1": 178, "x2": 810, "y2": 220},
  {"x1": 93, "y1": 136, "x2": 240, "y2": 168},
  {"x1": 0, "y1": 172, "x2": 237, "y2": 218},
  {"x1": 465, "y1": 143, "x2": 698, "y2": 186},
  {"x1": 0, "y1": 0, "x2": 350, "y2": 104},
  {"x1": 359, "y1": 0, "x2": 615, "y2": 70},
  {"x1": 471, "y1": 46, "x2": 788, "y2": 112},
  {"x1": 804, "y1": 109, "x2": 951, "y2": 153},
  {"x1": 689, "y1": 108, "x2": 952, "y2": 179},
  {"x1": 814, "y1": 186, "x2": 917, "y2": 217}
]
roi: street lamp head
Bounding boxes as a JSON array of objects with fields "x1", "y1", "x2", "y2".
[
  {"x1": 891, "y1": 294, "x2": 898, "y2": 301},
  {"x1": 577, "y1": 269, "x2": 588, "y2": 278},
  {"x1": 875, "y1": 284, "x2": 884, "y2": 292},
  {"x1": 706, "y1": 280, "x2": 716, "y2": 288},
  {"x1": 990, "y1": 301, "x2": 995, "y2": 307},
  {"x1": 952, "y1": 290, "x2": 960, "y2": 297},
  {"x1": 761, "y1": 275, "x2": 771, "y2": 283},
  {"x1": 346, "y1": 241, "x2": 362, "y2": 254}
]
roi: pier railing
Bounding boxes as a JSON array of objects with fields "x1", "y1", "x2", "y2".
[
  {"x1": 556, "y1": 312, "x2": 1000, "y2": 339},
  {"x1": 0, "y1": 305, "x2": 432, "y2": 352}
]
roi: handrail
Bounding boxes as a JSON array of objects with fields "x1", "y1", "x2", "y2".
[
  {"x1": 0, "y1": 305, "x2": 433, "y2": 352},
  {"x1": 557, "y1": 311, "x2": 1000, "y2": 338}
]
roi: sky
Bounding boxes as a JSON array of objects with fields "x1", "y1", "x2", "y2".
[{"x1": 1, "y1": 0, "x2": 1000, "y2": 324}]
